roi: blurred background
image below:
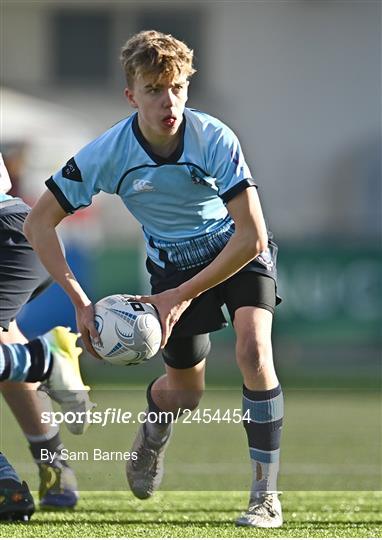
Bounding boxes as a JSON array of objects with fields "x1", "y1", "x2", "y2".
[
  {"x1": 2, "y1": 0, "x2": 380, "y2": 388},
  {"x1": 1, "y1": 0, "x2": 381, "y2": 492}
]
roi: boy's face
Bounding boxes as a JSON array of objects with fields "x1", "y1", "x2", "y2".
[{"x1": 125, "y1": 72, "x2": 189, "y2": 141}]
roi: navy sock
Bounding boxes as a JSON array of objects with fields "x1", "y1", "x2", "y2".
[
  {"x1": 28, "y1": 432, "x2": 66, "y2": 465},
  {"x1": 242, "y1": 384, "x2": 284, "y2": 494}
]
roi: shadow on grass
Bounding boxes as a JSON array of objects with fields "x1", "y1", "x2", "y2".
[{"x1": 56, "y1": 508, "x2": 244, "y2": 515}]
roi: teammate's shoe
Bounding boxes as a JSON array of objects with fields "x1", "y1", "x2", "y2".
[
  {"x1": 126, "y1": 422, "x2": 171, "y2": 499},
  {"x1": 236, "y1": 492, "x2": 283, "y2": 528},
  {"x1": 0, "y1": 481, "x2": 35, "y2": 522},
  {"x1": 38, "y1": 460, "x2": 78, "y2": 509},
  {"x1": 42, "y1": 326, "x2": 94, "y2": 435}
]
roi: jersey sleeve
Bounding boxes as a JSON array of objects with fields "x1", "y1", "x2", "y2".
[
  {"x1": 46, "y1": 134, "x2": 118, "y2": 214},
  {"x1": 209, "y1": 125, "x2": 257, "y2": 204}
]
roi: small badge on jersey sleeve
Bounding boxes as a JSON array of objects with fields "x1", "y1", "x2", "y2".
[{"x1": 62, "y1": 157, "x2": 83, "y2": 182}]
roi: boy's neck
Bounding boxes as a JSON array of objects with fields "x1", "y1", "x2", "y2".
[
  {"x1": 147, "y1": 135, "x2": 180, "y2": 158},
  {"x1": 137, "y1": 119, "x2": 181, "y2": 158}
]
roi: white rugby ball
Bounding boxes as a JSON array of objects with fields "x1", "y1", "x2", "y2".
[{"x1": 91, "y1": 294, "x2": 162, "y2": 366}]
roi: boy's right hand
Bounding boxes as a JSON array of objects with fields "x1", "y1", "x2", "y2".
[{"x1": 75, "y1": 303, "x2": 102, "y2": 359}]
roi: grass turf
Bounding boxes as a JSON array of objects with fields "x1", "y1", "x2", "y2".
[
  {"x1": 0, "y1": 490, "x2": 381, "y2": 537},
  {"x1": 3, "y1": 389, "x2": 380, "y2": 492},
  {"x1": 1, "y1": 388, "x2": 381, "y2": 536}
]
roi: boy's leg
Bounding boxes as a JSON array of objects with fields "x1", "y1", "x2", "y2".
[
  {"x1": 126, "y1": 334, "x2": 208, "y2": 499},
  {"x1": 233, "y1": 306, "x2": 283, "y2": 528}
]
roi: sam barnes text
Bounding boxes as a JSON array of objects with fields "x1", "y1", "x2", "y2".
[{"x1": 41, "y1": 448, "x2": 138, "y2": 463}]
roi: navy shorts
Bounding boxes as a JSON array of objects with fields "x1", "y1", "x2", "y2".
[
  {"x1": 0, "y1": 200, "x2": 53, "y2": 331},
  {"x1": 147, "y1": 257, "x2": 281, "y2": 369}
]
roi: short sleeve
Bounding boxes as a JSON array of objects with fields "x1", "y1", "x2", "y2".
[
  {"x1": 209, "y1": 126, "x2": 257, "y2": 204},
  {"x1": 46, "y1": 134, "x2": 118, "y2": 214}
]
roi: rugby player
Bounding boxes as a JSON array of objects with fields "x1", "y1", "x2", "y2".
[{"x1": 25, "y1": 31, "x2": 284, "y2": 528}]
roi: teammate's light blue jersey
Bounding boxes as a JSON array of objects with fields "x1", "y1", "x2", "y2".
[
  {"x1": 0, "y1": 194, "x2": 13, "y2": 203},
  {"x1": 0, "y1": 152, "x2": 13, "y2": 203},
  {"x1": 47, "y1": 108, "x2": 258, "y2": 270}
]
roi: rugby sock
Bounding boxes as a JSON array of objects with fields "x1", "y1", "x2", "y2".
[
  {"x1": 0, "y1": 339, "x2": 52, "y2": 383},
  {"x1": 27, "y1": 431, "x2": 67, "y2": 465},
  {"x1": 242, "y1": 384, "x2": 283, "y2": 496},
  {"x1": 145, "y1": 378, "x2": 174, "y2": 443},
  {"x1": 0, "y1": 452, "x2": 22, "y2": 488}
]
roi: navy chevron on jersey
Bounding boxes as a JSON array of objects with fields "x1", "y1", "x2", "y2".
[{"x1": 47, "y1": 108, "x2": 274, "y2": 272}]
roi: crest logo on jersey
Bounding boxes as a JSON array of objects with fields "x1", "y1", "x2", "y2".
[
  {"x1": 189, "y1": 167, "x2": 218, "y2": 191},
  {"x1": 133, "y1": 179, "x2": 155, "y2": 192},
  {"x1": 62, "y1": 157, "x2": 83, "y2": 182},
  {"x1": 191, "y1": 172, "x2": 209, "y2": 187}
]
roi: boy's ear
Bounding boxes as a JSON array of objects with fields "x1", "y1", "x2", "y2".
[{"x1": 125, "y1": 87, "x2": 137, "y2": 108}]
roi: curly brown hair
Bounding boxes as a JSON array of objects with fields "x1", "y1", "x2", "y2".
[{"x1": 120, "y1": 30, "x2": 196, "y2": 87}]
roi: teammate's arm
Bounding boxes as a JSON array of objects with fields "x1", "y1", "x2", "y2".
[
  {"x1": 23, "y1": 190, "x2": 101, "y2": 357},
  {"x1": 133, "y1": 186, "x2": 268, "y2": 346}
]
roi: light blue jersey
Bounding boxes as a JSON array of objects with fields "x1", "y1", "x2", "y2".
[
  {"x1": 0, "y1": 152, "x2": 13, "y2": 203},
  {"x1": 47, "y1": 109, "x2": 258, "y2": 270},
  {"x1": 0, "y1": 194, "x2": 14, "y2": 203}
]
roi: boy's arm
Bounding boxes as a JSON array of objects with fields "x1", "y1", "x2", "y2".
[
  {"x1": 24, "y1": 190, "x2": 101, "y2": 357},
  {"x1": 179, "y1": 187, "x2": 267, "y2": 298},
  {"x1": 133, "y1": 186, "x2": 268, "y2": 347}
]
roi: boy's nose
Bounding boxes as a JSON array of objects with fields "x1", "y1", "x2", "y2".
[{"x1": 162, "y1": 89, "x2": 176, "y2": 107}]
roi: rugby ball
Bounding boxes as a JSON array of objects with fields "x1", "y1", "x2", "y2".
[{"x1": 91, "y1": 294, "x2": 162, "y2": 366}]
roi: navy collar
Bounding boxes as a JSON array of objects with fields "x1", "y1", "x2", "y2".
[{"x1": 132, "y1": 113, "x2": 186, "y2": 165}]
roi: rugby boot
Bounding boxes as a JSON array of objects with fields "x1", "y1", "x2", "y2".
[
  {"x1": 126, "y1": 422, "x2": 171, "y2": 499},
  {"x1": 41, "y1": 326, "x2": 95, "y2": 435},
  {"x1": 236, "y1": 491, "x2": 283, "y2": 528},
  {"x1": 0, "y1": 481, "x2": 35, "y2": 522},
  {"x1": 38, "y1": 458, "x2": 78, "y2": 509}
]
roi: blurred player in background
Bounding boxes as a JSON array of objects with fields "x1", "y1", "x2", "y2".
[
  {"x1": 0, "y1": 153, "x2": 92, "y2": 514},
  {"x1": 25, "y1": 30, "x2": 284, "y2": 528},
  {"x1": 0, "y1": 326, "x2": 90, "y2": 521}
]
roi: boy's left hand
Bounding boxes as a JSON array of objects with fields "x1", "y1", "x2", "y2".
[{"x1": 128, "y1": 289, "x2": 191, "y2": 348}]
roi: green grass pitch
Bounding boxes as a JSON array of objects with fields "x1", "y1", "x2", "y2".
[
  {"x1": 0, "y1": 490, "x2": 381, "y2": 537},
  {"x1": 1, "y1": 388, "x2": 381, "y2": 536}
]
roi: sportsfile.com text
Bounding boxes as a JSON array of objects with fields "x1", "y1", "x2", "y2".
[{"x1": 41, "y1": 408, "x2": 252, "y2": 427}]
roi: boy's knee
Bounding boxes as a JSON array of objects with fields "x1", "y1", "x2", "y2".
[{"x1": 236, "y1": 334, "x2": 273, "y2": 376}]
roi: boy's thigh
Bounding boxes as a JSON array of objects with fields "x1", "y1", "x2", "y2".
[
  {"x1": 148, "y1": 259, "x2": 277, "y2": 368},
  {"x1": 219, "y1": 272, "x2": 277, "y2": 323}
]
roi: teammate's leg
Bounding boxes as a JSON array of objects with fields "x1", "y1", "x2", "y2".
[
  {"x1": 0, "y1": 452, "x2": 34, "y2": 522},
  {"x1": 0, "y1": 203, "x2": 92, "y2": 509},
  {"x1": 0, "y1": 323, "x2": 92, "y2": 508},
  {"x1": 0, "y1": 320, "x2": 56, "y2": 437},
  {"x1": 0, "y1": 323, "x2": 92, "y2": 429}
]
